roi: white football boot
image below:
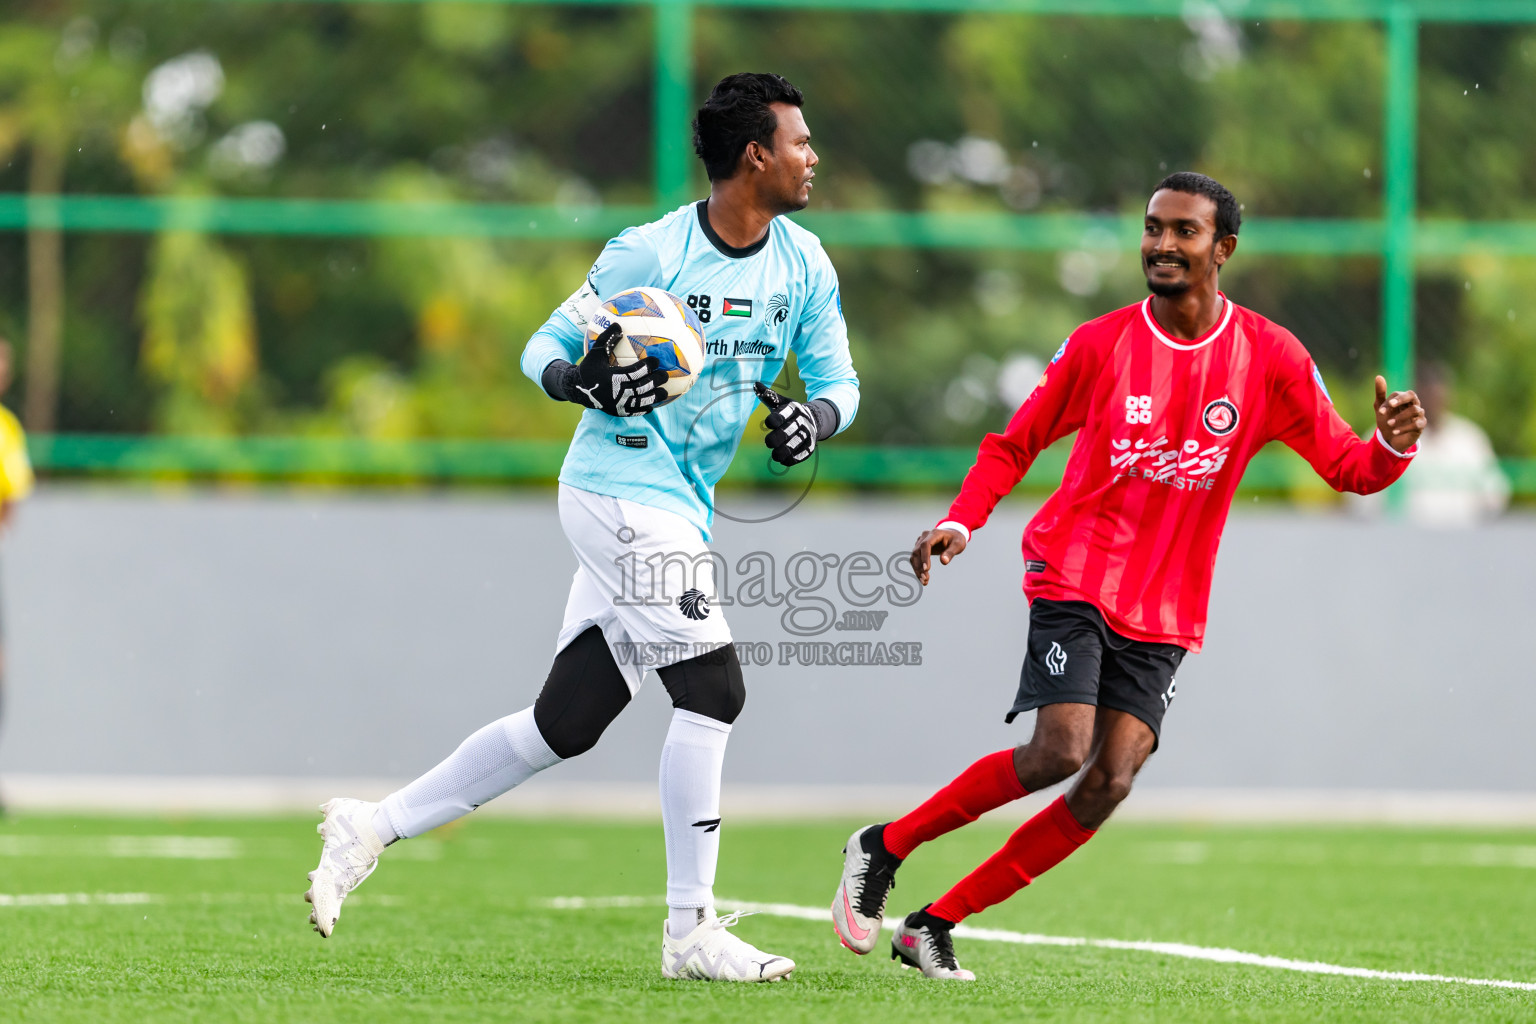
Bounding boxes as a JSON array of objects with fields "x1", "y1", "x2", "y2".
[
  {"x1": 832, "y1": 823, "x2": 902, "y2": 954},
  {"x1": 661, "y1": 910, "x2": 795, "y2": 982},
  {"x1": 890, "y1": 907, "x2": 977, "y2": 981},
  {"x1": 305, "y1": 797, "x2": 387, "y2": 937}
]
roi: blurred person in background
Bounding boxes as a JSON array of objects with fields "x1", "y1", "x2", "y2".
[
  {"x1": 0, "y1": 338, "x2": 36, "y2": 815},
  {"x1": 1404, "y1": 361, "x2": 1509, "y2": 527}
]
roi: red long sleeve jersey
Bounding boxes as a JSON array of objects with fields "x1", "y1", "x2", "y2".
[{"x1": 944, "y1": 295, "x2": 1416, "y2": 652}]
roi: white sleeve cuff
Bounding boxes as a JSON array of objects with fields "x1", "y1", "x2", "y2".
[
  {"x1": 1374, "y1": 428, "x2": 1417, "y2": 459},
  {"x1": 935, "y1": 520, "x2": 971, "y2": 541}
]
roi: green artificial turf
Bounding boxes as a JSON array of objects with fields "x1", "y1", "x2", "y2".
[{"x1": 2, "y1": 813, "x2": 1533, "y2": 1022}]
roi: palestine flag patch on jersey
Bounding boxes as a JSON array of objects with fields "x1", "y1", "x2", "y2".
[{"x1": 722, "y1": 297, "x2": 753, "y2": 318}]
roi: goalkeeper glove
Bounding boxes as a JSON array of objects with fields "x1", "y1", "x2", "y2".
[
  {"x1": 753, "y1": 383, "x2": 838, "y2": 466},
  {"x1": 549, "y1": 323, "x2": 670, "y2": 416}
]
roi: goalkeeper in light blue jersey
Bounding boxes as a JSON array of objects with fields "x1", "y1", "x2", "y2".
[
  {"x1": 521, "y1": 110, "x2": 859, "y2": 539},
  {"x1": 307, "y1": 73, "x2": 858, "y2": 983}
]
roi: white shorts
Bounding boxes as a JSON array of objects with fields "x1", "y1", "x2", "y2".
[{"x1": 556, "y1": 485, "x2": 733, "y2": 694}]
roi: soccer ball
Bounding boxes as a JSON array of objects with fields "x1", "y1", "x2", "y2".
[{"x1": 584, "y1": 286, "x2": 707, "y2": 407}]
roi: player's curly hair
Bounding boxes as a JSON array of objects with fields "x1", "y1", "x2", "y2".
[
  {"x1": 693, "y1": 73, "x2": 805, "y2": 182},
  {"x1": 1153, "y1": 172, "x2": 1242, "y2": 240}
]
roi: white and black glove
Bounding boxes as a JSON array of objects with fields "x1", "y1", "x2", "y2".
[
  {"x1": 754, "y1": 382, "x2": 839, "y2": 467},
  {"x1": 543, "y1": 323, "x2": 669, "y2": 416}
]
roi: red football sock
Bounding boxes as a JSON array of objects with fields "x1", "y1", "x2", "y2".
[
  {"x1": 927, "y1": 795, "x2": 1096, "y2": 923},
  {"x1": 883, "y1": 749, "x2": 1026, "y2": 860}
]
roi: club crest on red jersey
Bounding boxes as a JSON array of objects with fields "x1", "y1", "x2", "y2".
[{"x1": 1202, "y1": 398, "x2": 1239, "y2": 436}]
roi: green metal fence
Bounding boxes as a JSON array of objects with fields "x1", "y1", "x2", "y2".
[{"x1": 5, "y1": 0, "x2": 1536, "y2": 491}]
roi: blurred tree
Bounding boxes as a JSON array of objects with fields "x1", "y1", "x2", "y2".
[
  {"x1": 0, "y1": 17, "x2": 138, "y2": 432},
  {"x1": 1199, "y1": 20, "x2": 1383, "y2": 218},
  {"x1": 299, "y1": 170, "x2": 589, "y2": 441},
  {"x1": 0, "y1": 2, "x2": 1532, "y2": 472},
  {"x1": 1454, "y1": 255, "x2": 1536, "y2": 456},
  {"x1": 139, "y1": 228, "x2": 259, "y2": 434}
]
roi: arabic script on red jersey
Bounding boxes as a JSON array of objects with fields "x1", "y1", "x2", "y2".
[{"x1": 944, "y1": 296, "x2": 1416, "y2": 652}]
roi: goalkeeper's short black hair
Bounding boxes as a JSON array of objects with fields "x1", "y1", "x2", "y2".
[
  {"x1": 1152, "y1": 172, "x2": 1242, "y2": 240},
  {"x1": 693, "y1": 73, "x2": 805, "y2": 182}
]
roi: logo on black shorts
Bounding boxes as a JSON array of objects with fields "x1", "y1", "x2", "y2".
[
  {"x1": 678, "y1": 588, "x2": 711, "y2": 621},
  {"x1": 1202, "y1": 398, "x2": 1239, "y2": 436},
  {"x1": 1161, "y1": 678, "x2": 1178, "y2": 710},
  {"x1": 1045, "y1": 641, "x2": 1068, "y2": 676}
]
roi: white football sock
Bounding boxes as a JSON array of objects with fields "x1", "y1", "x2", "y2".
[
  {"x1": 371, "y1": 807, "x2": 399, "y2": 846},
  {"x1": 659, "y1": 709, "x2": 731, "y2": 920},
  {"x1": 380, "y1": 707, "x2": 560, "y2": 840},
  {"x1": 668, "y1": 905, "x2": 710, "y2": 938}
]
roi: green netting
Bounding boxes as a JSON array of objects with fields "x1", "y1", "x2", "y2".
[{"x1": 0, "y1": 0, "x2": 1533, "y2": 493}]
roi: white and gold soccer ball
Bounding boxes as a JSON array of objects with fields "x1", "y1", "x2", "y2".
[{"x1": 584, "y1": 286, "x2": 707, "y2": 408}]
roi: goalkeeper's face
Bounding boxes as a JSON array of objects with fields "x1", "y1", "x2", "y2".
[{"x1": 763, "y1": 102, "x2": 818, "y2": 214}]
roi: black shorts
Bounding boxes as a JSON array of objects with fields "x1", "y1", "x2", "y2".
[{"x1": 1006, "y1": 599, "x2": 1186, "y2": 749}]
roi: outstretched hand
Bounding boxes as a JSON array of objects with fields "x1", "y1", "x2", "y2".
[
  {"x1": 1374, "y1": 375, "x2": 1426, "y2": 453},
  {"x1": 909, "y1": 528, "x2": 968, "y2": 586}
]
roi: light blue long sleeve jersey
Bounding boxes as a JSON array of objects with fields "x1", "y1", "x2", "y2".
[{"x1": 521, "y1": 200, "x2": 860, "y2": 539}]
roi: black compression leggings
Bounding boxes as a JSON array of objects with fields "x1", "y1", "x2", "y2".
[{"x1": 531, "y1": 626, "x2": 746, "y2": 760}]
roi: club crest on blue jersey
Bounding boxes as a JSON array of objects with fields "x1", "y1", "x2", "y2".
[
  {"x1": 767, "y1": 292, "x2": 790, "y2": 325},
  {"x1": 1202, "y1": 397, "x2": 1240, "y2": 437}
]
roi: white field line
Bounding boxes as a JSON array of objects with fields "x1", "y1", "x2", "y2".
[
  {"x1": 1138, "y1": 840, "x2": 1536, "y2": 869},
  {"x1": 545, "y1": 896, "x2": 1536, "y2": 993},
  {"x1": 0, "y1": 891, "x2": 400, "y2": 909},
  {"x1": 0, "y1": 835, "x2": 241, "y2": 859},
  {"x1": 547, "y1": 895, "x2": 666, "y2": 910},
  {"x1": 0, "y1": 892, "x2": 160, "y2": 908},
  {"x1": 0, "y1": 834, "x2": 438, "y2": 862}
]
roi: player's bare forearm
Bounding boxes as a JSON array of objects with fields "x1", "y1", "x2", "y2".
[
  {"x1": 1374, "y1": 375, "x2": 1426, "y2": 453},
  {"x1": 909, "y1": 528, "x2": 967, "y2": 586}
]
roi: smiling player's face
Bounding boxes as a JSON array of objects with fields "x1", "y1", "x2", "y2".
[
  {"x1": 762, "y1": 102, "x2": 817, "y2": 213},
  {"x1": 1141, "y1": 189, "x2": 1230, "y2": 297}
]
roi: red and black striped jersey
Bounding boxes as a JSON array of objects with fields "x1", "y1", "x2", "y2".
[{"x1": 941, "y1": 295, "x2": 1415, "y2": 652}]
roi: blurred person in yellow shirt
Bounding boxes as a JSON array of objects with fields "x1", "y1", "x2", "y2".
[
  {"x1": 0, "y1": 338, "x2": 32, "y2": 815},
  {"x1": 0, "y1": 341, "x2": 33, "y2": 515}
]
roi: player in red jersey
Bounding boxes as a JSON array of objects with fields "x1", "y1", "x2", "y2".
[{"x1": 829, "y1": 172, "x2": 1428, "y2": 980}]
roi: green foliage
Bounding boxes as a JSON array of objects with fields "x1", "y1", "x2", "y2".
[
  {"x1": 290, "y1": 170, "x2": 590, "y2": 441},
  {"x1": 1201, "y1": 22, "x2": 1384, "y2": 219},
  {"x1": 1419, "y1": 26, "x2": 1536, "y2": 219},
  {"x1": 140, "y1": 228, "x2": 260, "y2": 434},
  {"x1": 0, "y1": 4, "x2": 1533, "y2": 461},
  {"x1": 1454, "y1": 255, "x2": 1536, "y2": 455},
  {"x1": 0, "y1": 20, "x2": 141, "y2": 166}
]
